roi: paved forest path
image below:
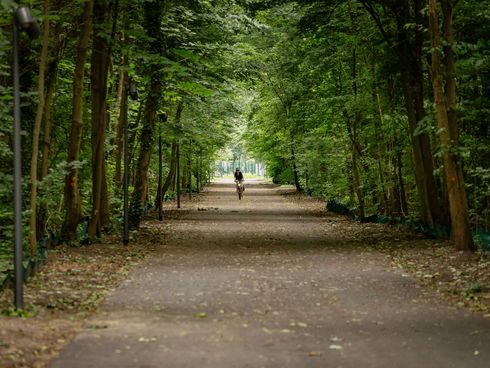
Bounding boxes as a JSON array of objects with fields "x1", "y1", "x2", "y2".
[{"x1": 51, "y1": 180, "x2": 490, "y2": 367}]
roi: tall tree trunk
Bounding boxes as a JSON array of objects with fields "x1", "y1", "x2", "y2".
[
  {"x1": 374, "y1": 93, "x2": 389, "y2": 214},
  {"x1": 40, "y1": 0, "x2": 65, "y2": 181},
  {"x1": 397, "y1": 0, "x2": 443, "y2": 227},
  {"x1": 428, "y1": 0, "x2": 475, "y2": 251},
  {"x1": 128, "y1": 101, "x2": 144, "y2": 177},
  {"x1": 128, "y1": 0, "x2": 165, "y2": 228},
  {"x1": 291, "y1": 145, "x2": 301, "y2": 192},
  {"x1": 128, "y1": 89, "x2": 160, "y2": 228},
  {"x1": 360, "y1": 0, "x2": 445, "y2": 226},
  {"x1": 29, "y1": 0, "x2": 51, "y2": 257},
  {"x1": 63, "y1": 0, "x2": 94, "y2": 241},
  {"x1": 87, "y1": 0, "x2": 112, "y2": 238},
  {"x1": 114, "y1": 37, "x2": 128, "y2": 185},
  {"x1": 114, "y1": 60, "x2": 127, "y2": 185},
  {"x1": 351, "y1": 131, "x2": 365, "y2": 220},
  {"x1": 160, "y1": 141, "x2": 178, "y2": 198},
  {"x1": 349, "y1": 46, "x2": 365, "y2": 220},
  {"x1": 38, "y1": 3, "x2": 65, "y2": 238}
]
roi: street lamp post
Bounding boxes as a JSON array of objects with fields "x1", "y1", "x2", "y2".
[
  {"x1": 123, "y1": 78, "x2": 137, "y2": 245},
  {"x1": 188, "y1": 139, "x2": 192, "y2": 200},
  {"x1": 177, "y1": 142, "x2": 181, "y2": 209},
  {"x1": 12, "y1": 6, "x2": 40, "y2": 310}
]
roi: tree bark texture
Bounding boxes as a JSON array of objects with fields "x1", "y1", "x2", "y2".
[
  {"x1": 128, "y1": 80, "x2": 162, "y2": 228},
  {"x1": 40, "y1": 0, "x2": 66, "y2": 181},
  {"x1": 29, "y1": 0, "x2": 51, "y2": 257},
  {"x1": 114, "y1": 61, "x2": 127, "y2": 185},
  {"x1": 428, "y1": 0, "x2": 475, "y2": 251},
  {"x1": 128, "y1": 0, "x2": 165, "y2": 228},
  {"x1": 63, "y1": 0, "x2": 94, "y2": 241},
  {"x1": 114, "y1": 33, "x2": 128, "y2": 185},
  {"x1": 38, "y1": 2, "x2": 66, "y2": 238},
  {"x1": 88, "y1": 0, "x2": 112, "y2": 238}
]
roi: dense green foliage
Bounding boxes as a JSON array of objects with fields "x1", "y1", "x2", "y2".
[
  {"x1": 0, "y1": 0, "x2": 251, "y2": 265},
  {"x1": 240, "y1": 0, "x2": 490, "y2": 239},
  {"x1": 0, "y1": 0, "x2": 489, "y2": 269}
]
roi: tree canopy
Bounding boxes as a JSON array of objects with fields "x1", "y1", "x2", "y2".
[{"x1": 0, "y1": 0, "x2": 489, "y2": 271}]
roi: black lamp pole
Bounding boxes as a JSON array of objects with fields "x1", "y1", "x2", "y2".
[
  {"x1": 188, "y1": 139, "x2": 192, "y2": 200},
  {"x1": 12, "y1": 9, "x2": 24, "y2": 311},
  {"x1": 12, "y1": 7, "x2": 40, "y2": 310},
  {"x1": 176, "y1": 142, "x2": 181, "y2": 209},
  {"x1": 158, "y1": 131, "x2": 163, "y2": 220}
]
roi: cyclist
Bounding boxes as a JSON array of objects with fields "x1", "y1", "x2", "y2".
[{"x1": 234, "y1": 168, "x2": 244, "y2": 192}]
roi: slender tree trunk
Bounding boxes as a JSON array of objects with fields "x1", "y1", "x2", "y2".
[
  {"x1": 129, "y1": 86, "x2": 161, "y2": 227},
  {"x1": 348, "y1": 113, "x2": 365, "y2": 220},
  {"x1": 40, "y1": 1, "x2": 65, "y2": 181},
  {"x1": 29, "y1": 0, "x2": 51, "y2": 257},
  {"x1": 88, "y1": 0, "x2": 112, "y2": 238},
  {"x1": 38, "y1": 4, "x2": 65, "y2": 238},
  {"x1": 160, "y1": 141, "x2": 177, "y2": 198},
  {"x1": 128, "y1": 101, "x2": 144, "y2": 175},
  {"x1": 428, "y1": 0, "x2": 475, "y2": 251},
  {"x1": 63, "y1": 0, "x2": 94, "y2": 241},
  {"x1": 291, "y1": 145, "x2": 301, "y2": 192},
  {"x1": 374, "y1": 90, "x2": 389, "y2": 214},
  {"x1": 350, "y1": 46, "x2": 365, "y2": 220},
  {"x1": 114, "y1": 42, "x2": 128, "y2": 185},
  {"x1": 197, "y1": 152, "x2": 202, "y2": 192},
  {"x1": 128, "y1": 0, "x2": 165, "y2": 228},
  {"x1": 114, "y1": 58, "x2": 128, "y2": 185}
]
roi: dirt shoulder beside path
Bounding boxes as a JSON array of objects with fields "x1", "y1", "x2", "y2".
[{"x1": 1, "y1": 179, "x2": 489, "y2": 367}]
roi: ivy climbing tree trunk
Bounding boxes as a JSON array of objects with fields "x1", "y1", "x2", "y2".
[
  {"x1": 428, "y1": 0, "x2": 475, "y2": 251},
  {"x1": 63, "y1": 0, "x2": 94, "y2": 241},
  {"x1": 88, "y1": 0, "x2": 112, "y2": 239}
]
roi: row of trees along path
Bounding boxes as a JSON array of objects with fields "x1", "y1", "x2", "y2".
[
  {"x1": 1, "y1": 0, "x2": 490, "y2": 364},
  {"x1": 2, "y1": 0, "x2": 489, "y2": 269},
  {"x1": 51, "y1": 180, "x2": 490, "y2": 368}
]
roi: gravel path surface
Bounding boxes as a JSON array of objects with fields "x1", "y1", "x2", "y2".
[{"x1": 50, "y1": 180, "x2": 490, "y2": 368}]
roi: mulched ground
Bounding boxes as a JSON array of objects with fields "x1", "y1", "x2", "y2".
[{"x1": 0, "y1": 186, "x2": 488, "y2": 367}]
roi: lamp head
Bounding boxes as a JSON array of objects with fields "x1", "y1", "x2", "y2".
[
  {"x1": 158, "y1": 112, "x2": 168, "y2": 123},
  {"x1": 16, "y1": 7, "x2": 41, "y2": 39},
  {"x1": 129, "y1": 79, "x2": 138, "y2": 100}
]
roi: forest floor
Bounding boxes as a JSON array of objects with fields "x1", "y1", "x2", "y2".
[{"x1": 0, "y1": 179, "x2": 489, "y2": 367}]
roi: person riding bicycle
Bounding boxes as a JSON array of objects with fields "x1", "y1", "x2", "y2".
[{"x1": 234, "y1": 168, "x2": 244, "y2": 191}]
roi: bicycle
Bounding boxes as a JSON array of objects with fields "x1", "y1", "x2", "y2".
[{"x1": 235, "y1": 180, "x2": 244, "y2": 200}]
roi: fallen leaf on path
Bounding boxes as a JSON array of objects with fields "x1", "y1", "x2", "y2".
[{"x1": 308, "y1": 351, "x2": 322, "y2": 357}]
